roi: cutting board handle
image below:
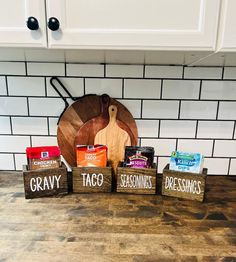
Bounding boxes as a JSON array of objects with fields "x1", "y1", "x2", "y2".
[{"x1": 108, "y1": 105, "x2": 118, "y2": 123}]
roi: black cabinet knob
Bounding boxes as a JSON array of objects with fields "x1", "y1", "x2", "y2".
[
  {"x1": 48, "y1": 17, "x2": 60, "y2": 31},
  {"x1": 26, "y1": 16, "x2": 39, "y2": 30}
]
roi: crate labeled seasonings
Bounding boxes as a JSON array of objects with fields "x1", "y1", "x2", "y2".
[
  {"x1": 117, "y1": 146, "x2": 156, "y2": 194},
  {"x1": 26, "y1": 146, "x2": 61, "y2": 170}
]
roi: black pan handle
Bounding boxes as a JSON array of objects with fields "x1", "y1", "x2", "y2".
[{"x1": 50, "y1": 77, "x2": 77, "y2": 124}]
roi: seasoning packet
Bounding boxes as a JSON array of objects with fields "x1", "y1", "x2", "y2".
[
  {"x1": 26, "y1": 146, "x2": 61, "y2": 170},
  {"x1": 124, "y1": 146, "x2": 154, "y2": 168},
  {"x1": 76, "y1": 145, "x2": 107, "y2": 167},
  {"x1": 169, "y1": 151, "x2": 204, "y2": 173}
]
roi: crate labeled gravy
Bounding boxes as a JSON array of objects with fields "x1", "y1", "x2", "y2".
[
  {"x1": 26, "y1": 146, "x2": 61, "y2": 170},
  {"x1": 124, "y1": 146, "x2": 154, "y2": 168}
]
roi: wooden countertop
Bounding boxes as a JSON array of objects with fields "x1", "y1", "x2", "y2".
[{"x1": 0, "y1": 172, "x2": 236, "y2": 261}]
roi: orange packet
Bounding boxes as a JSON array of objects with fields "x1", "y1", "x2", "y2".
[{"x1": 76, "y1": 145, "x2": 107, "y2": 167}]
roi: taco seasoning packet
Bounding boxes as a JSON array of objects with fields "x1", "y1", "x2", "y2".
[{"x1": 76, "y1": 145, "x2": 107, "y2": 167}]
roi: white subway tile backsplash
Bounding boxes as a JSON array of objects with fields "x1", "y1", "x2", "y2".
[
  {"x1": 0, "y1": 135, "x2": 30, "y2": 153},
  {"x1": 0, "y1": 62, "x2": 235, "y2": 174},
  {"x1": 145, "y1": 66, "x2": 183, "y2": 79},
  {"x1": 106, "y1": 65, "x2": 143, "y2": 78},
  {"x1": 229, "y1": 159, "x2": 236, "y2": 175},
  {"x1": 201, "y1": 81, "x2": 236, "y2": 100},
  {"x1": 29, "y1": 98, "x2": 65, "y2": 117},
  {"x1": 15, "y1": 154, "x2": 27, "y2": 170},
  {"x1": 67, "y1": 64, "x2": 104, "y2": 77},
  {"x1": 157, "y1": 157, "x2": 169, "y2": 173},
  {"x1": 8, "y1": 77, "x2": 45, "y2": 96},
  {"x1": 46, "y1": 77, "x2": 84, "y2": 97},
  {"x1": 160, "y1": 120, "x2": 196, "y2": 138},
  {"x1": 162, "y1": 80, "x2": 200, "y2": 99},
  {"x1": 141, "y1": 138, "x2": 176, "y2": 156},
  {"x1": 142, "y1": 100, "x2": 179, "y2": 119},
  {"x1": 0, "y1": 154, "x2": 14, "y2": 170},
  {"x1": 177, "y1": 139, "x2": 213, "y2": 157},
  {"x1": 0, "y1": 97, "x2": 28, "y2": 116},
  {"x1": 218, "y1": 102, "x2": 236, "y2": 120},
  {"x1": 136, "y1": 120, "x2": 159, "y2": 137},
  {"x1": 12, "y1": 117, "x2": 48, "y2": 135},
  {"x1": 0, "y1": 77, "x2": 7, "y2": 95},
  {"x1": 203, "y1": 158, "x2": 229, "y2": 175},
  {"x1": 31, "y1": 136, "x2": 58, "y2": 146},
  {"x1": 85, "y1": 78, "x2": 122, "y2": 98},
  {"x1": 0, "y1": 62, "x2": 25, "y2": 75},
  {"x1": 118, "y1": 100, "x2": 141, "y2": 118},
  {"x1": 124, "y1": 79, "x2": 161, "y2": 99},
  {"x1": 0, "y1": 117, "x2": 11, "y2": 134},
  {"x1": 184, "y1": 67, "x2": 222, "y2": 79},
  {"x1": 27, "y1": 63, "x2": 65, "y2": 76},
  {"x1": 197, "y1": 121, "x2": 234, "y2": 139},
  {"x1": 214, "y1": 140, "x2": 236, "y2": 157},
  {"x1": 223, "y1": 67, "x2": 236, "y2": 79},
  {"x1": 49, "y1": 118, "x2": 58, "y2": 136},
  {"x1": 180, "y1": 101, "x2": 217, "y2": 119}
]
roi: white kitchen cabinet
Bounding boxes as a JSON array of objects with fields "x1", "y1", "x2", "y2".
[
  {"x1": 217, "y1": 0, "x2": 236, "y2": 52},
  {"x1": 0, "y1": 0, "x2": 220, "y2": 51},
  {"x1": 0, "y1": 0, "x2": 47, "y2": 48},
  {"x1": 46, "y1": 0, "x2": 220, "y2": 50}
]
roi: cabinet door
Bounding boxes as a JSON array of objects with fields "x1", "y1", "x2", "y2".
[
  {"x1": 217, "y1": 0, "x2": 236, "y2": 52},
  {"x1": 0, "y1": 0, "x2": 47, "y2": 47},
  {"x1": 47, "y1": 0, "x2": 220, "y2": 50}
]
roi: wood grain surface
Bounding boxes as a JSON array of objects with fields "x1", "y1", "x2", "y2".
[
  {"x1": 57, "y1": 95, "x2": 138, "y2": 167},
  {"x1": 1, "y1": 171, "x2": 236, "y2": 261},
  {"x1": 95, "y1": 105, "x2": 131, "y2": 171},
  {"x1": 72, "y1": 167, "x2": 112, "y2": 193}
]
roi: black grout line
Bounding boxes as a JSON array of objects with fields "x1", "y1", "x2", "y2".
[
  {"x1": 175, "y1": 139, "x2": 178, "y2": 151},
  {"x1": 177, "y1": 100, "x2": 181, "y2": 119},
  {"x1": 83, "y1": 78, "x2": 86, "y2": 95},
  {"x1": 143, "y1": 65, "x2": 146, "y2": 78},
  {"x1": 9, "y1": 116, "x2": 13, "y2": 135},
  {"x1": 122, "y1": 79, "x2": 124, "y2": 99},
  {"x1": 216, "y1": 101, "x2": 220, "y2": 120},
  {"x1": 222, "y1": 66, "x2": 225, "y2": 80},
  {"x1": 182, "y1": 66, "x2": 185, "y2": 79},
  {"x1": 104, "y1": 64, "x2": 106, "y2": 78},
  {"x1": 212, "y1": 140, "x2": 215, "y2": 157},
  {"x1": 25, "y1": 62, "x2": 28, "y2": 76},
  {"x1": 227, "y1": 158, "x2": 231, "y2": 175},
  {"x1": 195, "y1": 120, "x2": 199, "y2": 139},
  {"x1": 26, "y1": 97, "x2": 30, "y2": 116},
  {"x1": 47, "y1": 117, "x2": 50, "y2": 136},
  {"x1": 140, "y1": 99, "x2": 143, "y2": 118},
  {"x1": 160, "y1": 79, "x2": 163, "y2": 99},
  {"x1": 157, "y1": 120, "x2": 161, "y2": 138},
  {"x1": 65, "y1": 63, "x2": 67, "y2": 77},
  {"x1": 199, "y1": 80, "x2": 202, "y2": 100},
  {"x1": 5, "y1": 76, "x2": 9, "y2": 96},
  {"x1": 44, "y1": 77, "x2": 47, "y2": 96},
  {"x1": 13, "y1": 153, "x2": 16, "y2": 170},
  {"x1": 232, "y1": 121, "x2": 236, "y2": 139}
]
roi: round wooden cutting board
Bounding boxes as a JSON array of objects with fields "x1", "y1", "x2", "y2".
[{"x1": 57, "y1": 94, "x2": 138, "y2": 167}]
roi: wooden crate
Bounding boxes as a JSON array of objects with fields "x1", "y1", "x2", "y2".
[
  {"x1": 72, "y1": 167, "x2": 112, "y2": 193},
  {"x1": 116, "y1": 166, "x2": 156, "y2": 194},
  {"x1": 162, "y1": 164, "x2": 207, "y2": 202},
  {"x1": 23, "y1": 163, "x2": 68, "y2": 199}
]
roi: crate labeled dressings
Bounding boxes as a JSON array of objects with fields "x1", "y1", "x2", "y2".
[{"x1": 26, "y1": 146, "x2": 61, "y2": 170}]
